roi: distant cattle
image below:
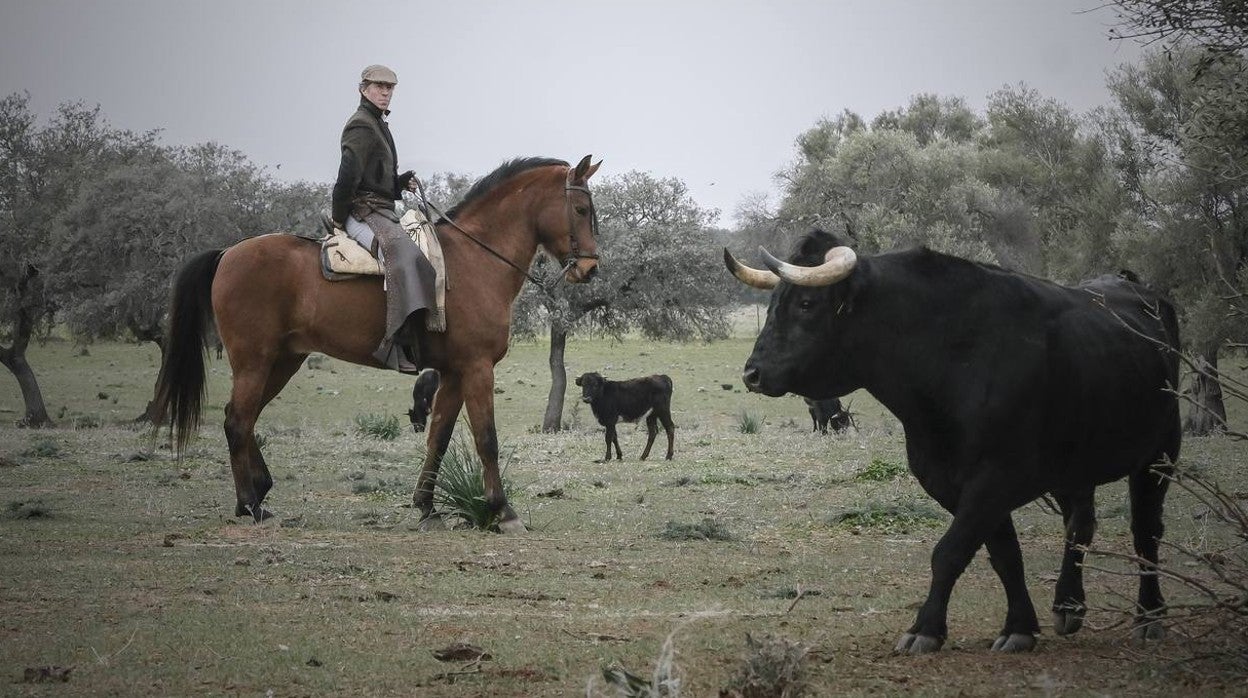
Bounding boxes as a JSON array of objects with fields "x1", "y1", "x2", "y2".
[
  {"x1": 727, "y1": 229, "x2": 1181, "y2": 655},
  {"x1": 407, "y1": 370, "x2": 440, "y2": 433},
  {"x1": 575, "y1": 372, "x2": 675, "y2": 461},
  {"x1": 803, "y1": 396, "x2": 853, "y2": 433}
]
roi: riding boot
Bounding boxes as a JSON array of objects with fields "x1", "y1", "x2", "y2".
[
  {"x1": 393, "y1": 311, "x2": 426, "y2": 373},
  {"x1": 372, "y1": 313, "x2": 424, "y2": 374}
]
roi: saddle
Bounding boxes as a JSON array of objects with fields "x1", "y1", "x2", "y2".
[
  {"x1": 317, "y1": 208, "x2": 448, "y2": 332},
  {"x1": 321, "y1": 216, "x2": 382, "y2": 278}
]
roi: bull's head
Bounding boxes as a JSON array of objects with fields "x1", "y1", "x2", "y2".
[
  {"x1": 408, "y1": 400, "x2": 431, "y2": 433},
  {"x1": 724, "y1": 230, "x2": 860, "y2": 399},
  {"x1": 574, "y1": 372, "x2": 605, "y2": 404}
]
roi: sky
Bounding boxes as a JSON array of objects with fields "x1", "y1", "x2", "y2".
[{"x1": 0, "y1": 0, "x2": 1144, "y2": 227}]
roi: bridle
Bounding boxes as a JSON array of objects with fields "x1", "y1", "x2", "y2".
[
  {"x1": 415, "y1": 165, "x2": 599, "y2": 295},
  {"x1": 561, "y1": 166, "x2": 601, "y2": 277}
]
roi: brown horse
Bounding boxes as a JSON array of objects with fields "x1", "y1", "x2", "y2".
[{"x1": 153, "y1": 155, "x2": 602, "y2": 533}]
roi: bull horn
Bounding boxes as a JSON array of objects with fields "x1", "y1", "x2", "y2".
[
  {"x1": 723, "y1": 248, "x2": 779, "y2": 290},
  {"x1": 760, "y1": 245, "x2": 857, "y2": 287}
]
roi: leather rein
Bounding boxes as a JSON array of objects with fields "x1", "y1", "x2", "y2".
[{"x1": 414, "y1": 167, "x2": 599, "y2": 295}]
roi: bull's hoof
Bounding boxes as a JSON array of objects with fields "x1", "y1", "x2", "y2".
[
  {"x1": 1131, "y1": 620, "x2": 1166, "y2": 644},
  {"x1": 415, "y1": 514, "x2": 446, "y2": 532},
  {"x1": 1052, "y1": 610, "x2": 1084, "y2": 636},
  {"x1": 498, "y1": 517, "x2": 528, "y2": 535},
  {"x1": 991, "y1": 633, "x2": 1037, "y2": 652},
  {"x1": 894, "y1": 633, "x2": 943, "y2": 654}
]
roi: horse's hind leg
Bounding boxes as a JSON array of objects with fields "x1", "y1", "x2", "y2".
[
  {"x1": 414, "y1": 371, "x2": 464, "y2": 523},
  {"x1": 225, "y1": 354, "x2": 305, "y2": 521}
]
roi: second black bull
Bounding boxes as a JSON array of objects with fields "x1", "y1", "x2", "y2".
[{"x1": 726, "y1": 229, "x2": 1181, "y2": 655}]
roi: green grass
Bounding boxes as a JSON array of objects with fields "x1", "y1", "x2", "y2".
[
  {"x1": 829, "y1": 501, "x2": 947, "y2": 534},
  {"x1": 737, "y1": 410, "x2": 762, "y2": 434},
  {"x1": 855, "y1": 456, "x2": 908, "y2": 482},
  {"x1": 1, "y1": 321, "x2": 1246, "y2": 696},
  {"x1": 353, "y1": 412, "x2": 402, "y2": 440}
]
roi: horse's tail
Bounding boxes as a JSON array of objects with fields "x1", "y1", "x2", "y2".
[{"x1": 152, "y1": 249, "x2": 224, "y2": 456}]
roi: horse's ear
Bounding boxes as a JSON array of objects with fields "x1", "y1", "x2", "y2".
[
  {"x1": 573, "y1": 154, "x2": 593, "y2": 180},
  {"x1": 586, "y1": 159, "x2": 602, "y2": 180}
]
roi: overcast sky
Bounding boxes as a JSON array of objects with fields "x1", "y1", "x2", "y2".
[{"x1": 0, "y1": 0, "x2": 1142, "y2": 227}]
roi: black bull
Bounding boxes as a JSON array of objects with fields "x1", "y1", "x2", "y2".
[{"x1": 726, "y1": 229, "x2": 1181, "y2": 655}]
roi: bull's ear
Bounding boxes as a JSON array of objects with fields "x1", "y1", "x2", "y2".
[{"x1": 574, "y1": 375, "x2": 583, "y2": 386}]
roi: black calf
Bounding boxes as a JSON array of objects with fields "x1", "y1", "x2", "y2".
[
  {"x1": 803, "y1": 397, "x2": 854, "y2": 434},
  {"x1": 575, "y1": 372, "x2": 675, "y2": 461},
  {"x1": 407, "y1": 369, "x2": 440, "y2": 433}
]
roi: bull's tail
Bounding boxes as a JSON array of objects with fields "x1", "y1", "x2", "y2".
[{"x1": 151, "y1": 249, "x2": 224, "y2": 456}]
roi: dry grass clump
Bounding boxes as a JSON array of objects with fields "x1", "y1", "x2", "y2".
[
  {"x1": 591, "y1": 627, "x2": 684, "y2": 697},
  {"x1": 587, "y1": 629, "x2": 809, "y2": 698},
  {"x1": 659, "y1": 517, "x2": 737, "y2": 541},
  {"x1": 720, "y1": 633, "x2": 809, "y2": 698}
]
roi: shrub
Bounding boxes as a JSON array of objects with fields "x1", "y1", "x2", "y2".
[
  {"x1": 659, "y1": 517, "x2": 737, "y2": 541},
  {"x1": 1084, "y1": 466, "x2": 1248, "y2": 677},
  {"x1": 721, "y1": 633, "x2": 809, "y2": 698},
  {"x1": 22, "y1": 438, "x2": 60, "y2": 458},
  {"x1": 737, "y1": 411, "x2": 761, "y2": 434},
  {"x1": 829, "y1": 501, "x2": 945, "y2": 534},
  {"x1": 353, "y1": 413, "x2": 400, "y2": 441},
  {"x1": 855, "y1": 457, "x2": 908, "y2": 482},
  {"x1": 429, "y1": 434, "x2": 519, "y2": 531}
]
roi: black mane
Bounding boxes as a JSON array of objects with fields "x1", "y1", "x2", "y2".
[{"x1": 445, "y1": 157, "x2": 568, "y2": 219}]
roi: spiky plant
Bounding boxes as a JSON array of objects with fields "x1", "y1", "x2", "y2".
[
  {"x1": 430, "y1": 433, "x2": 520, "y2": 531},
  {"x1": 737, "y1": 411, "x2": 762, "y2": 434},
  {"x1": 353, "y1": 413, "x2": 401, "y2": 440}
]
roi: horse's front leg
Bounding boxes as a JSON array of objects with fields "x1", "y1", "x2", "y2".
[
  {"x1": 461, "y1": 362, "x2": 525, "y2": 533},
  {"x1": 413, "y1": 372, "x2": 463, "y2": 524}
]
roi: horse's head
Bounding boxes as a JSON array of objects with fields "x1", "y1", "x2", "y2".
[{"x1": 547, "y1": 154, "x2": 602, "y2": 283}]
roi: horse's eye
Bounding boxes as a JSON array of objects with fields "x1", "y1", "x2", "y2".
[{"x1": 575, "y1": 206, "x2": 589, "y2": 216}]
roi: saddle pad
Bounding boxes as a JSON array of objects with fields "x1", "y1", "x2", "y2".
[{"x1": 321, "y1": 231, "x2": 383, "y2": 278}]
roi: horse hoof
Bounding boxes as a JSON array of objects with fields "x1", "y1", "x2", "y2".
[
  {"x1": 991, "y1": 633, "x2": 1037, "y2": 652},
  {"x1": 894, "y1": 633, "x2": 943, "y2": 654},
  {"x1": 1131, "y1": 621, "x2": 1166, "y2": 644},
  {"x1": 498, "y1": 518, "x2": 528, "y2": 535},
  {"x1": 1052, "y1": 610, "x2": 1084, "y2": 636},
  {"x1": 237, "y1": 503, "x2": 273, "y2": 522}
]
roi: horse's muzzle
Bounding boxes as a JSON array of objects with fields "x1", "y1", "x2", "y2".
[{"x1": 565, "y1": 258, "x2": 599, "y2": 283}]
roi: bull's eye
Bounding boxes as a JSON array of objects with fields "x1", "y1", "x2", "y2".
[
  {"x1": 799, "y1": 299, "x2": 813, "y2": 311},
  {"x1": 575, "y1": 206, "x2": 589, "y2": 216}
]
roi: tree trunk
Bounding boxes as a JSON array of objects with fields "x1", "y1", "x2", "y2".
[
  {"x1": 0, "y1": 266, "x2": 52, "y2": 427},
  {"x1": 132, "y1": 325, "x2": 167, "y2": 423},
  {"x1": 1183, "y1": 346, "x2": 1227, "y2": 436},
  {"x1": 542, "y1": 323, "x2": 569, "y2": 433}
]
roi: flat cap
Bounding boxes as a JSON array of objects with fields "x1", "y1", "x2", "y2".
[{"x1": 360, "y1": 64, "x2": 398, "y2": 85}]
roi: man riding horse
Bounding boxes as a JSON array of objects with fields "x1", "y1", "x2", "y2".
[{"x1": 332, "y1": 63, "x2": 434, "y2": 374}]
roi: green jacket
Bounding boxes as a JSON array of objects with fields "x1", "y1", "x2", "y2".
[{"x1": 331, "y1": 97, "x2": 400, "y2": 225}]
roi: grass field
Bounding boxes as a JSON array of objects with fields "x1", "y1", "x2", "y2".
[{"x1": 2, "y1": 314, "x2": 1246, "y2": 696}]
